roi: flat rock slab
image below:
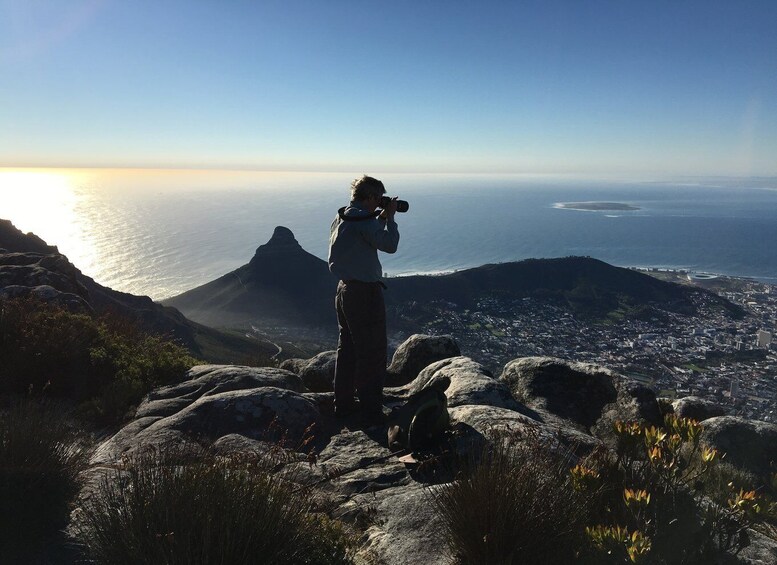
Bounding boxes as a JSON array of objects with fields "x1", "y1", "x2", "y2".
[
  {"x1": 316, "y1": 431, "x2": 411, "y2": 497},
  {"x1": 138, "y1": 365, "x2": 304, "y2": 418},
  {"x1": 358, "y1": 484, "x2": 450, "y2": 565},
  {"x1": 95, "y1": 387, "x2": 320, "y2": 465},
  {"x1": 450, "y1": 404, "x2": 601, "y2": 455}
]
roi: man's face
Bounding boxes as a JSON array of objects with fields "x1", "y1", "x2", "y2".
[{"x1": 365, "y1": 193, "x2": 382, "y2": 213}]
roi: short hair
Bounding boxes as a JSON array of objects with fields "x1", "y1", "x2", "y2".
[{"x1": 350, "y1": 175, "x2": 385, "y2": 202}]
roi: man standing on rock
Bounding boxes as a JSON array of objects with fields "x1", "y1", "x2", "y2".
[{"x1": 328, "y1": 175, "x2": 399, "y2": 426}]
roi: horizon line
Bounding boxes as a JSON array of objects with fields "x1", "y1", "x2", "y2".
[{"x1": 1, "y1": 164, "x2": 775, "y2": 181}]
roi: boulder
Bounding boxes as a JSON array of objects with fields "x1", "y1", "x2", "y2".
[
  {"x1": 386, "y1": 334, "x2": 461, "y2": 386},
  {"x1": 278, "y1": 351, "x2": 337, "y2": 392},
  {"x1": 501, "y1": 357, "x2": 661, "y2": 442},
  {"x1": 402, "y1": 356, "x2": 522, "y2": 411},
  {"x1": 671, "y1": 396, "x2": 727, "y2": 421},
  {"x1": 90, "y1": 416, "x2": 168, "y2": 465},
  {"x1": 449, "y1": 404, "x2": 601, "y2": 455},
  {"x1": 701, "y1": 416, "x2": 777, "y2": 478},
  {"x1": 0, "y1": 284, "x2": 93, "y2": 313},
  {"x1": 298, "y1": 350, "x2": 337, "y2": 392},
  {"x1": 137, "y1": 365, "x2": 304, "y2": 418},
  {"x1": 140, "y1": 387, "x2": 319, "y2": 444},
  {"x1": 501, "y1": 357, "x2": 618, "y2": 429},
  {"x1": 278, "y1": 357, "x2": 307, "y2": 374},
  {"x1": 95, "y1": 386, "x2": 320, "y2": 465},
  {"x1": 0, "y1": 252, "x2": 87, "y2": 298}
]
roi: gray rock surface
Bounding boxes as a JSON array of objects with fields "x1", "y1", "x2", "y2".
[
  {"x1": 358, "y1": 484, "x2": 449, "y2": 565},
  {"x1": 501, "y1": 357, "x2": 619, "y2": 428},
  {"x1": 501, "y1": 356, "x2": 661, "y2": 444},
  {"x1": 278, "y1": 357, "x2": 307, "y2": 374},
  {"x1": 400, "y1": 356, "x2": 522, "y2": 411},
  {"x1": 701, "y1": 416, "x2": 777, "y2": 478},
  {"x1": 672, "y1": 396, "x2": 727, "y2": 421},
  {"x1": 137, "y1": 365, "x2": 304, "y2": 418},
  {"x1": 93, "y1": 373, "x2": 320, "y2": 466},
  {"x1": 297, "y1": 350, "x2": 337, "y2": 392},
  {"x1": 593, "y1": 382, "x2": 662, "y2": 448},
  {"x1": 386, "y1": 334, "x2": 461, "y2": 386},
  {"x1": 449, "y1": 404, "x2": 601, "y2": 455}
]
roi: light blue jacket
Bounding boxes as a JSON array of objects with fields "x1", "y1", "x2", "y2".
[{"x1": 328, "y1": 201, "x2": 400, "y2": 282}]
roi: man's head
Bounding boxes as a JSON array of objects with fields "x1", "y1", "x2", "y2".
[{"x1": 351, "y1": 175, "x2": 385, "y2": 205}]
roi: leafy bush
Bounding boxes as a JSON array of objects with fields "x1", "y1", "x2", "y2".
[
  {"x1": 0, "y1": 399, "x2": 89, "y2": 555},
  {"x1": 431, "y1": 428, "x2": 593, "y2": 564},
  {"x1": 75, "y1": 448, "x2": 354, "y2": 565},
  {"x1": 0, "y1": 297, "x2": 199, "y2": 424},
  {"x1": 576, "y1": 414, "x2": 776, "y2": 563}
]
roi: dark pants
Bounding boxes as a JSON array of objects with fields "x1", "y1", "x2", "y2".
[{"x1": 334, "y1": 280, "x2": 387, "y2": 414}]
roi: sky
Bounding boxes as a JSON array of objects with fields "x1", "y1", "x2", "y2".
[{"x1": 1, "y1": 0, "x2": 776, "y2": 176}]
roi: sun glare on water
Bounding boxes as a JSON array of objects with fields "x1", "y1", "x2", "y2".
[{"x1": 0, "y1": 169, "x2": 94, "y2": 271}]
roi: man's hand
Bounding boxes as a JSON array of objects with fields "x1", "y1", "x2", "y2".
[{"x1": 379, "y1": 197, "x2": 398, "y2": 220}]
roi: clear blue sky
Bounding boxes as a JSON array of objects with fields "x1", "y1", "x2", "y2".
[{"x1": 2, "y1": 0, "x2": 776, "y2": 176}]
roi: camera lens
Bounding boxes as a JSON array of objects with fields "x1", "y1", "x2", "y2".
[{"x1": 379, "y1": 196, "x2": 409, "y2": 213}]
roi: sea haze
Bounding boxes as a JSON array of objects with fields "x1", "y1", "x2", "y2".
[{"x1": 3, "y1": 170, "x2": 777, "y2": 301}]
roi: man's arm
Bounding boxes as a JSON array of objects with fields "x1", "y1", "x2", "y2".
[{"x1": 363, "y1": 197, "x2": 399, "y2": 253}]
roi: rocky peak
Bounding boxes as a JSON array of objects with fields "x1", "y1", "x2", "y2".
[
  {"x1": 261, "y1": 226, "x2": 300, "y2": 251},
  {"x1": 249, "y1": 226, "x2": 303, "y2": 265}
]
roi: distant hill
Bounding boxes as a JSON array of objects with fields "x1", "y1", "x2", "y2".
[
  {"x1": 164, "y1": 226, "x2": 742, "y2": 332},
  {"x1": 385, "y1": 256, "x2": 743, "y2": 320},
  {"x1": 163, "y1": 226, "x2": 337, "y2": 328},
  {"x1": 0, "y1": 219, "x2": 276, "y2": 364}
]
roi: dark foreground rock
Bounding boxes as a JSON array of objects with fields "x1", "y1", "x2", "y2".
[
  {"x1": 500, "y1": 356, "x2": 662, "y2": 448},
  {"x1": 700, "y1": 416, "x2": 777, "y2": 478},
  {"x1": 672, "y1": 395, "x2": 728, "y2": 421},
  {"x1": 289, "y1": 350, "x2": 337, "y2": 392}
]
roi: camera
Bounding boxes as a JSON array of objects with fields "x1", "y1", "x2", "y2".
[{"x1": 379, "y1": 196, "x2": 409, "y2": 213}]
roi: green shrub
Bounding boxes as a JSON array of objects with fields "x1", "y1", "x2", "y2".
[
  {"x1": 576, "y1": 415, "x2": 776, "y2": 563},
  {"x1": 0, "y1": 296, "x2": 99, "y2": 397},
  {"x1": 431, "y1": 428, "x2": 592, "y2": 564},
  {"x1": 0, "y1": 297, "x2": 199, "y2": 424},
  {"x1": 0, "y1": 398, "x2": 90, "y2": 555},
  {"x1": 75, "y1": 448, "x2": 354, "y2": 565}
]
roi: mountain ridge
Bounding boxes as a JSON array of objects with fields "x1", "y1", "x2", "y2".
[
  {"x1": 164, "y1": 226, "x2": 741, "y2": 330},
  {"x1": 0, "y1": 219, "x2": 279, "y2": 364}
]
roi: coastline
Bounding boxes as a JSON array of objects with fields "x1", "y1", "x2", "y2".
[{"x1": 388, "y1": 263, "x2": 777, "y2": 286}]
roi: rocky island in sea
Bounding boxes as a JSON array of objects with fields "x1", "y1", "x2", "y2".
[{"x1": 555, "y1": 201, "x2": 641, "y2": 211}]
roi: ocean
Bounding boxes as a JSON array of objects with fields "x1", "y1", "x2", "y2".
[{"x1": 2, "y1": 169, "x2": 777, "y2": 301}]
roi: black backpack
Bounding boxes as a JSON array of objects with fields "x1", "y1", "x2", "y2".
[{"x1": 388, "y1": 376, "x2": 451, "y2": 453}]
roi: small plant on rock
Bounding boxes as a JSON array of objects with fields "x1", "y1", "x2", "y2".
[
  {"x1": 576, "y1": 414, "x2": 774, "y2": 564},
  {"x1": 431, "y1": 427, "x2": 594, "y2": 564}
]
